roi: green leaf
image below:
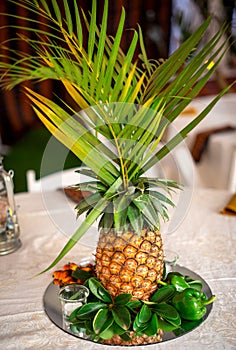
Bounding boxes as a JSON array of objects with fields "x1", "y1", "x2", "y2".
[
  {"x1": 73, "y1": 0, "x2": 83, "y2": 46},
  {"x1": 71, "y1": 268, "x2": 92, "y2": 281},
  {"x1": 157, "y1": 318, "x2": 179, "y2": 332},
  {"x1": 76, "y1": 302, "x2": 107, "y2": 320},
  {"x1": 87, "y1": 0, "x2": 97, "y2": 61},
  {"x1": 127, "y1": 205, "x2": 144, "y2": 234},
  {"x1": 138, "y1": 304, "x2": 152, "y2": 324},
  {"x1": 112, "y1": 306, "x2": 131, "y2": 331},
  {"x1": 133, "y1": 317, "x2": 148, "y2": 332},
  {"x1": 85, "y1": 319, "x2": 94, "y2": 333},
  {"x1": 114, "y1": 293, "x2": 132, "y2": 306},
  {"x1": 103, "y1": 7, "x2": 126, "y2": 98},
  {"x1": 70, "y1": 323, "x2": 87, "y2": 334},
  {"x1": 153, "y1": 303, "x2": 180, "y2": 322},
  {"x1": 52, "y1": 0, "x2": 62, "y2": 25},
  {"x1": 69, "y1": 308, "x2": 81, "y2": 323},
  {"x1": 75, "y1": 193, "x2": 102, "y2": 216},
  {"x1": 63, "y1": 0, "x2": 73, "y2": 35},
  {"x1": 99, "y1": 324, "x2": 116, "y2": 340},
  {"x1": 150, "y1": 285, "x2": 176, "y2": 303},
  {"x1": 91, "y1": 0, "x2": 108, "y2": 92},
  {"x1": 133, "y1": 194, "x2": 160, "y2": 229},
  {"x1": 113, "y1": 195, "x2": 128, "y2": 232},
  {"x1": 88, "y1": 278, "x2": 112, "y2": 303},
  {"x1": 114, "y1": 324, "x2": 128, "y2": 336},
  {"x1": 143, "y1": 313, "x2": 158, "y2": 336},
  {"x1": 93, "y1": 308, "x2": 113, "y2": 334},
  {"x1": 119, "y1": 332, "x2": 132, "y2": 342},
  {"x1": 126, "y1": 300, "x2": 142, "y2": 312},
  {"x1": 149, "y1": 191, "x2": 175, "y2": 207}
]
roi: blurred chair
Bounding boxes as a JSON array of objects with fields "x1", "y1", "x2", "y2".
[
  {"x1": 145, "y1": 142, "x2": 205, "y2": 189},
  {"x1": 228, "y1": 148, "x2": 236, "y2": 193}
]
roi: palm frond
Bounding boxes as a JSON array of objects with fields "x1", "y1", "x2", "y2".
[{"x1": 1, "y1": 0, "x2": 235, "y2": 270}]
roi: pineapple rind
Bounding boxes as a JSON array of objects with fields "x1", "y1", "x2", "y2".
[
  {"x1": 95, "y1": 227, "x2": 164, "y2": 301},
  {"x1": 102, "y1": 330, "x2": 163, "y2": 345}
]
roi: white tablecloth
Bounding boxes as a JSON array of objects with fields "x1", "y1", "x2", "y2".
[{"x1": 0, "y1": 189, "x2": 235, "y2": 350}]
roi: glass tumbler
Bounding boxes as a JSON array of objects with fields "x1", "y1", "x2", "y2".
[{"x1": 58, "y1": 283, "x2": 89, "y2": 333}]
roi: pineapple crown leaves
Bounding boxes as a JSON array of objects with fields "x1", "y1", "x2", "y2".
[{"x1": 0, "y1": 0, "x2": 235, "y2": 273}]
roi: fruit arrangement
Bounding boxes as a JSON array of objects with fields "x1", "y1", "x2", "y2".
[
  {"x1": 53, "y1": 263, "x2": 215, "y2": 345},
  {"x1": 1, "y1": 0, "x2": 231, "y2": 345}
]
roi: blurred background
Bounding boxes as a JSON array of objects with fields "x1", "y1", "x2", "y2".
[{"x1": 0, "y1": 0, "x2": 236, "y2": 192}]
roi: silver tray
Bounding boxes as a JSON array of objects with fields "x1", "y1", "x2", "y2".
[{"x1": 43, "y1": 264, "x2": 213, "y2": 345}]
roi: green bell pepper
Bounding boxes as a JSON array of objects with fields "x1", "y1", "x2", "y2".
[
  {"x1": 169, "y1": 274, "x2": 190, "y2": 292},
  {"x1": 164, "y1": 272, "x2": 202, "y2": 292},
  {"x1": 172, "y1": 288, "x2": 215, "y2": 321}
]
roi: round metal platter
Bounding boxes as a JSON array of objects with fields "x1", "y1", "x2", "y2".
[{"x1": 43, "y1": 264, "x2": 213, "y2": 345}]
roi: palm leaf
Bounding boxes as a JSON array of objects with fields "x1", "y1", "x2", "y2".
[{"x1": 0, "y1": 0, "x2": 235, "y2": 269}]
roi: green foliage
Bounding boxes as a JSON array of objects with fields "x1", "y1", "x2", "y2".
[
  {"x1": 68, "y1": 272, "x2": 214, "y2": 342},
  {"x1": 0, "y1": 0, "x2": 235, "y2": 272}
]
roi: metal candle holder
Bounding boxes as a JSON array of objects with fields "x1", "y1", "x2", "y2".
[{"x1": 0, "y1": 156, "x2": 21, "y2": 255}]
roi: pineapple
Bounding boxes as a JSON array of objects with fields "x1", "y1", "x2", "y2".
[
  {"x1": 96, "y1": 228, "x2": 164, "y2": 300},
  {"x1": 0, "y1": 0, "x2": 233, "y2": 344}
]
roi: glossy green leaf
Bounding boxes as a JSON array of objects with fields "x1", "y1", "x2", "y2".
[
  {"x1": 88, "y1": 278, "x2": 112, "y2": 303},
  {"x1": 126, "y1": 300, "x2": 142, "y2": 312},
  {"x1": 93, "y1": 308, "x2": 113, "y2": 334},
  {"x1": 143, "y1": 313, "x2": 158, "y2": 336},
  {"x1": 133, "y1": 317, "x2": 148, "y2": 332},
  {"x1": 76, "y1": 302, "x2": 107, "y2": 320},
  {"x1": 71, "y1": 268, "x2": 92, "y2": 281},
  {"x1": 112, "y1": 306, "x2": 131, "y2": 331},
  {"x1": 138, "y1": 304, "x2": 152, "y2": 324},
  {"x1": 99, "y1": 324, "x2": 116, "y2": 340},
  {"x1": 69, "y1": 308, "x2": 81, "y2": 323},
  {"x1": 157, "y1": 318, "x2": 180, "y2": 332},
  {"x1": 114, "y1": 293, "x2": 132, "y2": 306},
  {"x1": 115, "y1": 324, "x2": 128, "y2": 336},
  {"x1": 150, "y1": 285, "x2": 176, "y2": 303},
  {"x1": 153, "y1": 303, "x2": 180, "y2": 322}
]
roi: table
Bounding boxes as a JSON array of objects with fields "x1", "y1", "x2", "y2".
[{"x1": 0, "y1": 189, "x2": 235, "y2": 350}]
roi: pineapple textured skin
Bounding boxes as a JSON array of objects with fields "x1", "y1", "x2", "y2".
[
  {"x1": 95, "y1": 227, "x2": 164, "y2": 300},
  {"x1": 102, "y1": 330, "x2": 163, "y2": 345}
]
